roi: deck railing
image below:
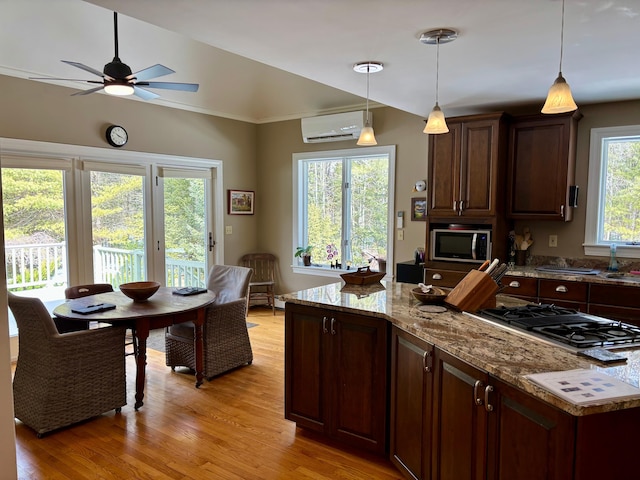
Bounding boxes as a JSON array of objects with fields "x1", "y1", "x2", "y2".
[{"x1": 5, "y1": 243, "x2": 207, "y2": 291}]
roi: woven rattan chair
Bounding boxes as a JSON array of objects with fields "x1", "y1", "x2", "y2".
[
  {"x1": 240, "y1": 253, "x2": 276, "y2": 315},
  {"x1": 165, "y1": 264, "x2": 253, "y2": 379},
  {"x1": 64, "y1": 283, "x2": 137, "y2": 356},
  {"x1": 9, "y1": 292, "x2": 127, "y2": 437}
]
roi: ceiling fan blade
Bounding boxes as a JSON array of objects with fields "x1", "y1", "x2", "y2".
[
  {"x1": 138, "y1": 81, "x2": 199, "y2": 92},
  {"x1": 133, "y1": 64, "x2": 175, "y2": 81},
  {"x1": 29, "y1": 76, "x2": 95, "y2": 82},
  {"x1": 61, "y1": 60, "x2": 105, "y2": 78},
  {"x1": 71, "y1": 86, "x2": 105, "y2": 96},
  {"x1": 133, "y1": 85, "x2": 160, "y2": 101}
]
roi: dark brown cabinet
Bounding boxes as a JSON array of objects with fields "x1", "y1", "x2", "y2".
[
  {"x1": 390, "y1": 327, "x2": 433, "y2": 480},
  {"x1": 507, "y1": 111, "x2": 582, "y2": 221},
  {"x1": 284, "y1": 303, "x2": 389, "y2": 454},
  {"x1": 588, "y1": 283, "x2": 640, "y2": 327},
  {"x1": 500, "y1": 275, "x2": 537, "y2": 302},
  {"x1": 428, "y1": 113, "x2": 508, "y2": 218},
  {"x1": 538, "y1": 278, "x2": 588, "y2": 311},
  {"x1": 431, "y1": 349, "x2": 574, "y2": 480}
]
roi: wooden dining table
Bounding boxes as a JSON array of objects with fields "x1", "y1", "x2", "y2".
[{"x1": 53, "y1": 287, "x2": 216, "y2": 410}]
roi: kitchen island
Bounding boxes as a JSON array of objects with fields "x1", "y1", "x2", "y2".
[{"x1": 281, "y1": 281, "x2": 640, "y2": 480}]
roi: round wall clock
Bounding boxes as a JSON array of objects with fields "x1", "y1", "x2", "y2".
[{"x1": 106, "y1": 125, "x2": 128, "y2": 148}]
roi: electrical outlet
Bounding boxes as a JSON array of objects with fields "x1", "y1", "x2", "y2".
[
  {"x1": 225, "y1": 226, "x2": 232, "y2": 235},
  {"x1": 397, "y1": 229, "x2": 404, "y2": 241},
  {"x1": 549, "y1": 235, "x2": 558, "y2": 247}
]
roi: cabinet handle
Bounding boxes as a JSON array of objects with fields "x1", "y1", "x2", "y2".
[
  {"x1": 484, "y1": 385, "x2": 494, "y2": 412},
  {"x1": 459, "y1": 200, "x2": 464, "y2": 213},
  {"x1": 555, "y1": 285, "x2": 568, "y2": 293},
  {"x1": 423, "y1": 350, "x2": 432, "y2": 373},
  {"x1": 432, "y1": 273, "x2": 442, "y2": 280},
  {"x1": 561, "y1": 204, "x2": 565, "y2": 217},
  {"x1": 330, "y1": 317, "x2": 337, "y2": 335},
  {"x1": 322, "y1": 316, "x2": 329, "y2": 334},
  {"x1": 453, "y1": 200, "x2": 457, "y2": 212},
  {"x1": 508, "y1": 281, "x2": 521, "y2": 288},
  {"x1": 473, "y1": 380, "x2": 484, "y2": 405}
]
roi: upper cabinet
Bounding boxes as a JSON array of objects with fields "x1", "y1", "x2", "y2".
[
  {"x1": 507, "y1": 111, "x2": 582, "y2": 221},
  {"x1": 428, "y1": 113, "x2": 509, "y2": 218}
]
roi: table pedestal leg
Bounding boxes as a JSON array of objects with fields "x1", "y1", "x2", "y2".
[
  {"x1": 194, "y1": 309, "x2": 205, "y2": 387},
  {"x1": 134, "y1": 321, "x2": 150, "y2": 410}
]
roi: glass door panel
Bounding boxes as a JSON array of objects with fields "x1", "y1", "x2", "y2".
[
  {"x1": 90, "y1": 171, "x2": 146, "y2": 286},
  {"x1": 163, "y1": 176, "x2": 208, "y2": 287},
  {"x1": 2, "y1": 167, "x2": 67, "y2": 335}
]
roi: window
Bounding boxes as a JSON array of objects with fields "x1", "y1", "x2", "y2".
[
  {"x1": 585, "y1": 126, "x2": 640, "y2": 258},
  {"x1": 293, "y1": 146, "x2": 395, "y2": 276}
]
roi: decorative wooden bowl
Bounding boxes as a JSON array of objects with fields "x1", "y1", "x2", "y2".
[
  {"x1": 411, "y1": 286, "x2": 447, "y2": 304},
  {"x1": 119, "y1": 281, "x2": 161, "y2": 302},
  {"x1": 340, "y1": 266, "x2": 385, "y2": 285}
]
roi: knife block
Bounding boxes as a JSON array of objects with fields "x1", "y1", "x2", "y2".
[{"x1": 444, "y1": 269, "x2": 498, "y2": 312}]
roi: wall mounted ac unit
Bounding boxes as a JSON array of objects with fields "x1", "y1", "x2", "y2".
[{"x1": 301, "y1": 111, "x2": 366, "y2": 143}]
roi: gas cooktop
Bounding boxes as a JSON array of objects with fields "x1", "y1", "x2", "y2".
[{"x1": 475, "y1": 304, "x2": 640, "y2": 351}]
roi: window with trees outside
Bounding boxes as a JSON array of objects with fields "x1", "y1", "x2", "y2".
[
  {"x1": 584, "y1": 126, "x2": 640, "y2": 258},
  {"x1": 292, "y1": 146, "x2": 395, "y2": 275}
]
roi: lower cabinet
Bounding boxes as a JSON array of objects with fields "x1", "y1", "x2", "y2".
[
  {"x1": 391, "y1": 327, "x2": 575, "y2": 480},
  {"x1": 390, "y1": 328, "x2": 434, "y2": 480},
  {"x1": 284, "y1": 303, "x2": 389, "y2": 454}
]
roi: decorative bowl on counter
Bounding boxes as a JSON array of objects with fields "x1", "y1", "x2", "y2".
[
  {"x1": 411, "y1": 286, "x2": 447, "y2": 304},
  {"x1": 119, "y1": 281, "x2": 161, "y2": 302}
]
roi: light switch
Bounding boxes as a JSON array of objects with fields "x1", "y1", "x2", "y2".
[{"x1": 225, "y1": 226, "x2": 232, "y2": 235}]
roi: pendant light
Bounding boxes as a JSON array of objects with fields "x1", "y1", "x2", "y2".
[
  {"x1": 354, "y1": 61, "x2": 383, "y2": 146},
  {"x1": 542, "y1": 0, "x2": 577, "y2": 114},
  {"x1": 420, "y1": 29, "x2": 457, "y2": 135}
]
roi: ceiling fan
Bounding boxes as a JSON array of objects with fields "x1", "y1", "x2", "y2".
[{"x1": 30, "y1": 12, "x2": 199, "y2": 101}]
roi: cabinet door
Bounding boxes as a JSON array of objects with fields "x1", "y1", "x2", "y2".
[
  {"x1": 487, "y1": 377, "x2": 575, "y2": 480},
  {"x1": 390, "y1": 327, "x2": 433, "y2": 480},
  {"x1": 431, "y1": 348, "x2": 488, "y2": 480},
  {"x1": 331, "y1": 312, "x2": 389, "y2": 454},
  {"x1": 507, "y1": 112, "x2": 581, "y2": 221},
  {"x1": 284, "y1": 304, "x2": 327, "y2": 432},
  {"x1": 459, "y1": 119, "x2": 500, "y2": 217},
  {"x1": 588, "y1": 283, "x2": 640, "y2": 326},
  {"x1": 428, "y1": 123, "x2": 462, "y2": 216}
]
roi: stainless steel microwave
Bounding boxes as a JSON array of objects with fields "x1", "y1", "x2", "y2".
[{"x1": 430, "y1": 228, "x2": 492, "y2": 263}]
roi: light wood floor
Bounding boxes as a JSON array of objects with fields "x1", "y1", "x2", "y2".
[{"x1": 13, "y1": 307, "x2": 402, "y2": 480}]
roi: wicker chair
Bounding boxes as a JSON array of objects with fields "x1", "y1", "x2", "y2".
[
  {"x1": 165, "y1": 264, "x2": 253, "y2": 379},
  {"x1": 240, "y1": 253, "x2": 277, "y2": 315},
  {"x1": 9, "y1": 292, "x2": 127, "y2": 437}
]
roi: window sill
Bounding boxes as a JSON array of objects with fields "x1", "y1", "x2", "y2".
[
  {"x1": 291, "y1": 264, "x2": 392, "y2": 281},
  {"x1": 583, "y1": 244, "x2": 640, "y2": 259}
]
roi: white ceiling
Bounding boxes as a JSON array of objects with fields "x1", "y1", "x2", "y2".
[{"x1": 2, "y1": 0, "x2": 639, "y2": 124}]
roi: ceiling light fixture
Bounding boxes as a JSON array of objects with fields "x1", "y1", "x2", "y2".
[
  {"x1": 541, "y1": 0, "x2": 577, "y2": 114},
  {"x1": 420, "y1": 28, "x2": 457, "y2": 135},
  {"x1": 104, "y1": 82, "x2": 134, "y2": 96},
  {"x1": 354, "y1": 61, "x2": 383, "y2": 146}
]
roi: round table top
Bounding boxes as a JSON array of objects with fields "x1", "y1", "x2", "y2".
[{"x1": 53, "y1": 287, "x2": 217, "y2": 321}]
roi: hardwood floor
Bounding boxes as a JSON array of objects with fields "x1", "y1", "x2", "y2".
[{"x1": 13, "y1": 307, "x2": 402, "y2": 479}]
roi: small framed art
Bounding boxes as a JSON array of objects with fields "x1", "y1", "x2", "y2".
[
  {"x1": 228, "y1": 189, "x2": 255, "y2": 215},
  {"x1": 411, "y1": 197, "x2": 427, "y2": 221}
]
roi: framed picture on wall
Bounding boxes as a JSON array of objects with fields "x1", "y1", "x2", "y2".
[
  {"x1": 228, "y1": 189, "x2": 255, "y2": 215},
  {"x1": 411, "y1": 197, "x2": 427, "y2": 221}
]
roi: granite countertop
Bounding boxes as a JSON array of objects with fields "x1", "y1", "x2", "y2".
[
  {"x1": 506, "y1": 265, "x2": 640, "y2": 286},
  {"x1": 280, "y1": 281, "x2": 640, "y2": 416}
]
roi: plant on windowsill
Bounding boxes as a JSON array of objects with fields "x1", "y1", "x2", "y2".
[{"x1": 295, "y1": 246, "x2": 313, "y2": 266}]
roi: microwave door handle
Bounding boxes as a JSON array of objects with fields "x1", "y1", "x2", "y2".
[{"x1": 471, "y1": 233, "x2": 478, "y2": 260}]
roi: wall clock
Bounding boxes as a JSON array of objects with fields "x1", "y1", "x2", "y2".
[{"x1": 106, "y1": 125, "x2": 128, "y2": 148}]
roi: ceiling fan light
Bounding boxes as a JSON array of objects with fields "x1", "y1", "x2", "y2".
[
  {"x1": 541, "y1": 73, "x2": 577, "y2": 114},
  {"x1": 357, "y1": 122, "x2": 377, "y2": 146},
  {"x1": 104, "y1": 83, "x2": 134, "y2": 96},
  {"x1": 423, "y1": 103, "x2": 449, "y2": 134}
]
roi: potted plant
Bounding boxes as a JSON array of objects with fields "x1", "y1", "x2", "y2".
[{"x1": 295, "y1": 246, "x2": 313, "y2": 266}]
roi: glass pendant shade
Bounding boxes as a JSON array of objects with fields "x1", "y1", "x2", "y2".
[
  {"x1": 357, "y1": 123, "x2": 377, "y2": 146},
  {"x1": 104, "y1": 83, "x2": 134, "y2": 96},
  {"x1": 541, "y1": 73, "x2": 577, "y2": 114},
  {"x1": 423, "y1": 103, "x2": 449, "y2": 134}
]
